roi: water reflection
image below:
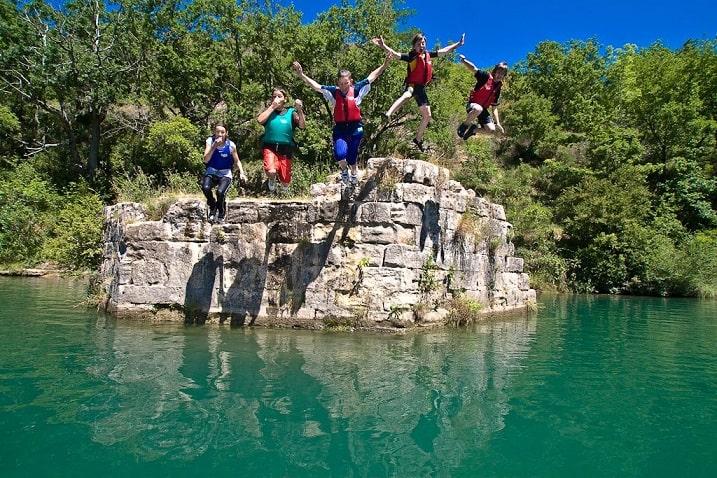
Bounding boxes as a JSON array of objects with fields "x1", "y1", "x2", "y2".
[
  {"x1": 3, "y1": 278, "x2": 716, "y2": 476},
  {"x1": 84, "y1": 315, "x2": 536, "y2": 473}
]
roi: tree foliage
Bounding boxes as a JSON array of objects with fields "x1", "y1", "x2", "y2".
[{"x1": 0, "y1": 0, "x2": 715, "y2": 295}]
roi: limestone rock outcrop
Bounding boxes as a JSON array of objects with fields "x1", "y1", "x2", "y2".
[{"x1": 100, "y1": 158, "x2": 535, "y2": 327}]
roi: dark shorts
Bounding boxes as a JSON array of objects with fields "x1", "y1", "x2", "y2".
[
  {"x1": 407, "y1": 84, "x2": 430, "y2": 107},
  {"x1": 262, "y1": 142, "x2": 294, "y2": 158},
  {"x1": 466, "y1": 103, "x2": 494, "y2": 125},
  {"x1": 332, "y1": 125, "x2": 364, "y2": 166}
]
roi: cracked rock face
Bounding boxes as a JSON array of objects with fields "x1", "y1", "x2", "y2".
[{"x1": 100, "y1": 158, "x2": 536, "y2": 327}]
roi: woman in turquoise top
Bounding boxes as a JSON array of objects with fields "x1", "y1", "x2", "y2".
[{"x1": 257, "y1": 88, "x2": 305, "y2": 194}]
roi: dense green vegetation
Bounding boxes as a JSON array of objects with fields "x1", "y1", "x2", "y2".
[{"x1": 0, "y1": 0, "x2": 715, "y2": 295}]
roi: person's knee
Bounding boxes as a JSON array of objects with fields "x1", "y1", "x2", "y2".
[
  {"x1": 334, "y1": 139, "x2": 348, "y2": 160},
  {"x1": 420, "y1": 106, "x2": 431, "y2": 120}
]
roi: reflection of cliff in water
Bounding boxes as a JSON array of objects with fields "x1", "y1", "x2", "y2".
[
  {"x1": 85, "y1": 315, "x2": 536, "y2": 473},
  {"x1": 295, "y1": 317, "x2": 538, "y2": 475}
]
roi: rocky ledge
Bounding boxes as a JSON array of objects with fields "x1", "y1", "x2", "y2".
[{"x1": 100, "y1": 158, "x2": 535, "y2": 328}]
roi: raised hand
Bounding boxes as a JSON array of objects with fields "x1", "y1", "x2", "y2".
[
  {"x1": 271, "y1": 95, "x2": 285, "y2": 109},
  {"x1": 294, "y1": 99, "x2": 303, "y2": 110},
  {"x1": 291, "y1": 61, "x2": 303, "y2": 75},
  {"x1": 370, "y1": 36, "x2": 385, "y2": 48},
  {"x1": 459, "y1": 33, "x2": 465, "y2": 46}
]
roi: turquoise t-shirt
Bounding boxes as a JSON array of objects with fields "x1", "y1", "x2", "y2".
[{"x1": 262, "y1": 107, "x2": 295, "y2": 145}]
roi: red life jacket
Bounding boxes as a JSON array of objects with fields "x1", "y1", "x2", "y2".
[
  {"x1": 469, "y1": 74, "x2": 496, "y2": 107},
  {"x1": 406, "y1": 51, "x2": 433, "y2": 86},
  {"x1": 333, "y1": 87, "x2": 362, "y2": 123}
]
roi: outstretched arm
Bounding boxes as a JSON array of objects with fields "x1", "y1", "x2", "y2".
[
  {"x1": 370, "y1": 36, "x2": 402, "y2": 59},
  {"x1": 458, "y1": 54, "x2": 479, "y2": 73},
  {"x1": 292, "y1": 61, "x2": 323, "y2": 93},
  {"x1": 437, "y1": 33, "x2": 465, "y2": 56},
  {"x1": 367, "y1": 54, "x2": 393, "y2": 83}
]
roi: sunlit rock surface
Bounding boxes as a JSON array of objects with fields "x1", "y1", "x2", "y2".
[{"x1": 100, "y1": 158, "x2": 535, "y2": 327}]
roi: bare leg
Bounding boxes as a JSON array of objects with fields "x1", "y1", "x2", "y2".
[
  {"x1": 465, "y1": 104, "x2": 482, "y2": 125},
  {"x1": 386, "y1": 87, "x2": 414, "y2": 117},
  {"x1": 415, "y1": 105, "x2": 432, "y2": 142}
]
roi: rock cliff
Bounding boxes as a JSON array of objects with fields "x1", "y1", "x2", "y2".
[{"x1": 100, "y1": 158, "x2": 535, "y2": 328}]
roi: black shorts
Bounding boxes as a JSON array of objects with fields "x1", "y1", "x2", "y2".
[
  {"x1": 466, "y1": 103, "x2": 494, "y2": 125},
  {"x1": 262, "y1": 142, "x2": 294, "y2": 158},
  {"x1": 407, "y1": 84, "x2": 430, "y2": 107}
]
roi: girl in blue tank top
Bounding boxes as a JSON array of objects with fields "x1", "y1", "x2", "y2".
[{"x1": 201, "y1": 123, "x2": 247, "y2": 223}]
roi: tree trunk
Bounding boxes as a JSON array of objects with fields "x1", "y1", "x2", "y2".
[{"x1": 88, "y1": 108, "x2": 101, "y2": 181}]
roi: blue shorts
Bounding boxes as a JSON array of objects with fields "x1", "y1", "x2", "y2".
[{"x1": 332, "y1": 124, "x2": 363, "y2": 166}]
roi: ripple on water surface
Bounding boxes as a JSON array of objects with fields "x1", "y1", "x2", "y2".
[{"x1": 0, "y1": 278, "x2": 716, "y2": 476}]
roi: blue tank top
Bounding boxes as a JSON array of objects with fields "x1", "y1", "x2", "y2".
[{"x1": 207, "y1": 138, "x2": 235, "y2": 170}]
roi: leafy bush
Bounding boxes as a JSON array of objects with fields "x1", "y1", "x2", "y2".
[
  {"x1": 0, "y1": 162, "x2": 59, "y2": 266},
  {"x1": 43, "y1": 186, "x2": 104, "y2": 270},
  {"x1": 447, "y1": 294, "x2": 484, "y2": 327},
  {"x1": 676, "y1": 230, "x2": 717, "y2": 297},
  {"x1": 145, "y1": 117, "x2": 203, "y2": 173},
  {"x1": 112, "y1": 169, "x2": 158, "y2": 203},
  {"x1": 288, "y1": 159, "x2": 333, "y2": 197}
]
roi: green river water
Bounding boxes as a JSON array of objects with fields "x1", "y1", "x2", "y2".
[{"x1": 0, "y1": 277, "x2": 715, "y2": 477}]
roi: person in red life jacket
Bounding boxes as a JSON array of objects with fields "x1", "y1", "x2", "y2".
[
  {"x1": 201, "y1": 123, "x2": 247, "y2": 223},
  {"x1": 257, "y1": 88, "x2": 305, "y2": 195},
  {"x1": 371, "y1": 32, "x2": 464, "y2": 152},
  {"x1": 456, "y1": 55, "x2": 508, "y2": 139},
  {"x1": 292, "y1": 55, "x2": 392, "y2": 185}
]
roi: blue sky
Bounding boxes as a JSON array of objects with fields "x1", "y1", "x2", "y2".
[{"x1": 280, "y1": 0, "x2": 717, "y2": 65}]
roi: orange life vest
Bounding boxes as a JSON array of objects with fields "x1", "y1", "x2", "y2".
[
  {"x1": 469, "y1": 73, "x2": 497, "y2": 107},
  {"x1": 406, "y1": 51, "x2": 433, "y2": 85},
  {"x1": 333, "y1": 87, "x2": 362, "y2": 123}
]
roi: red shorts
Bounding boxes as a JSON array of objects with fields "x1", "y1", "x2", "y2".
[{"x1": 262, "y1": 147, "x2": 292, "y2": 184}]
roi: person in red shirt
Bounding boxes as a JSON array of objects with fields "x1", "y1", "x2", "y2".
[
  {"x1": 456, "y1": 55, "x2": 508, "y2": 139},
  {"x1": 371, "y1": 32, "x2": 464, "y2": 152}
]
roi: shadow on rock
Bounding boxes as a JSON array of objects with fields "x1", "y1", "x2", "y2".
[
  {"x1": 420, "y1": 199, "x2": 440, "y2": 257},
  {"x1": 224, "y1": 254, "x2": 268, "y2": 326},
  {"x1": 279, "y1": 200, "x2": 352, "y2": 316},
  {"x1": 184, "y1": 252, "x2": 219, "y2": 324}
]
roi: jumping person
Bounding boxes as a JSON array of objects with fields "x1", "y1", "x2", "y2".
[
  {"x1": 202, "y1": 123, "x2": 247, "y2": 223},
  {"x1": 456, "y1": 55, "x2": 507, "y2": 139},
  {"x1": 292, "y1": 55, "x2": 392, "y2": 185},
  {"x1": 371, "y1": 33, "x2": 464, "y2": 151},
  {"x1": 257, "y1": 88, "x2": 305, "y2": 195}
]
